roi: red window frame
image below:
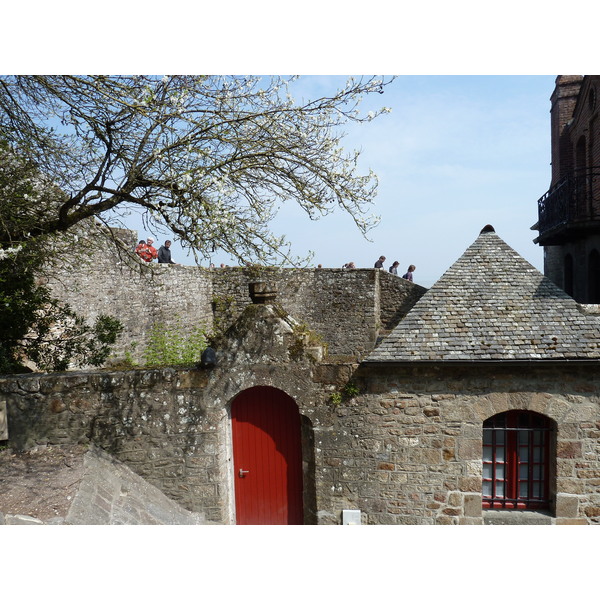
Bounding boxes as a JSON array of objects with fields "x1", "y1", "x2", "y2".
[{"x1": 482, "y1": 411, "x2": 551, "y2": 510}]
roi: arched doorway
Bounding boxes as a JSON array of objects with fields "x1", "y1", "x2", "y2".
[{"x1": 231, "y1": 386, "x2": 304, "y2": 524}]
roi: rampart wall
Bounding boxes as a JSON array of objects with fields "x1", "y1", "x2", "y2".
[{"x1": 45, "y1": 229, "x2": 427, "y2": 365}]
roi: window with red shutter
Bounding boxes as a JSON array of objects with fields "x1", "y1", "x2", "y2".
[{"x1": 482, "y1": 411, "x2": 552, "y2": 510}]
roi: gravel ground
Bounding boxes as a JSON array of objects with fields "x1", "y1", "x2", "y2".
[{"x1": 0, "y1": 444, "x2": 87, "y2": 521}]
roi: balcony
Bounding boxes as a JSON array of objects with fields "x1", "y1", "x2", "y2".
[{"x1": 536, "y1": 167, "x2": 600, "y2": 245}]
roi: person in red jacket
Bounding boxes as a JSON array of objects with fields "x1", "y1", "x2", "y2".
[{"x1": 135, "y1": 237, "x2": 158, "y2": 262}]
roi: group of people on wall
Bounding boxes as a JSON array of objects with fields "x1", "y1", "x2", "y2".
[
  {"x1": 135, "y1": 237, "x2": 415, "y2": 281},
  {"x1": 340, "y1": 256, "x2": 416, "y2": 281},
  {"x1": 135, "y1": 237, "x2": 179, "y2": 264}
]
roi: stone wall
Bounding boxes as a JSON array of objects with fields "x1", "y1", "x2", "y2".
[
  {"x1": 377, "y1": 269, "x2": 427, "y2": 331},
  {"x1": 329, "y1": 362, "x2": 600, "y2": 524},
  {"x1": 0, "y1": 298, "x2": 355, "y2": 524},
  {"x1": 45, "y1": 229, "x2": 214, "y2": 365},
  {"x1": 211, "y1": 267, "x2": 418, "y2": 356},
  {"x1": 3, "y1": 359, "x2": 600, "y2": 525},
  {"x1": 46, "y1": 230, "x2": 427, "y2": 365}
]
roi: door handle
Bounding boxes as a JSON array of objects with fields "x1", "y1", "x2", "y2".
[{"x1": 239, "y1": 469, "x2": 250, "y2": 478}]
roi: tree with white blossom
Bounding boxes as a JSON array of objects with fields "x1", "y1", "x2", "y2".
[
  {"x1": 0, "y1": 75, "x2": 392, "y2": 373},
  {"x1": 0, "y1": 75, "x2": 393, "y2": 265},
  {"x1": 0, "y1": 140, "x2": 123, "y2": 373}
]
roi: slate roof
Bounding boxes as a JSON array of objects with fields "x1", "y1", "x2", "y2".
[{"x1": 366, "y1": 225, "x2": 600, "y2": 362}]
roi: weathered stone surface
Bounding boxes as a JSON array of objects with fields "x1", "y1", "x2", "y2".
[
  {"x1": 556, "y1": 493, "x2": 580, "y2": 518},
  {"x1": 5, "y1": 361, "x2": 600, "y2": 525},
  {"x1": 483, "y1": 510, "x2": 554, "y2": 525},
  {"x1": 555, "y1": 518, "x2": 588, "y2": 525},
  {"x1": 463, "y1": 494, "x2": 482, "y2": 518},
  {"x1": 557, "y1": 441, "x2": 583, "y2": 458},
  {"x1": 457, "y1": 438, "x2": 482, "y2": 461},
  {"x1": 5, "y1": 514, "x2": 44, "y2": 525},
  {"x1": 0, "y1": 400, "x2": 7, "y2": 441},
  {"x1": 65, "y1": 446, "x2": 205, "y2": 525},
  {"x1": 46, "y1": 233, "x2": 426, "y2": 365}
]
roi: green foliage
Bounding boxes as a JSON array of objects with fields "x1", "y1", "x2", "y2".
[
  {"x1": 0, "y1": 141, "x2": 124, "y2": 374},
  {"x1": 343, "y1": 382, "x2": 360, "y2": 398},
  {"x1": 329, "y1": 382, "x2": 362, "y2": 406},
  {"x1": 0, "y1": 246, "x2": 124, "y2": 373},
  {"x1": 142, "y1": 318, "x2": 208, "y2": 367},
  {"x1": 329, "y1": 392, "x2": 343, "y2": 406}
]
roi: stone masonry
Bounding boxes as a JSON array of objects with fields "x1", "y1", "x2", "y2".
[{"x1": 45, "y1": 226, "x2": 426, "y2": 366}]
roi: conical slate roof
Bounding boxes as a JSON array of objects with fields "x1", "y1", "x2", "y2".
[{"x1": 366, "y1": 225, "x2": 600, "y2": 362}]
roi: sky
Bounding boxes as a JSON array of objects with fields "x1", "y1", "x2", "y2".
[
  {"x1": 258, "y1": 75, "x2": 555, "y2": 288},
  {"x1": 123, "y1": 75, "x2": 555, "y2": 288}
]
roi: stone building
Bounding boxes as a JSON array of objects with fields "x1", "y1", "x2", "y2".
[
  {"x1": 534, "y1": 75, "x2": 600, "y2": 303},
  {"x1": 3, "y1": 224, "x2": 600, "y2": 524}
]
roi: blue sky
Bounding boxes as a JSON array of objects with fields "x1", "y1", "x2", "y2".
[{"x1": 129, "y1": 75, "x2": 556, "y2": 288}]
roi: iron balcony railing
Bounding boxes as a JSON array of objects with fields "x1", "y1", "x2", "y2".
[{"x1": 537, "y1": 167, "x2": 600, "y2": 238}]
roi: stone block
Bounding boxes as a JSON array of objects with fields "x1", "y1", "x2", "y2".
[
  {"x1": 448, "y1": 491, "x2": 463, "y2": 507},
  {"x1": 436, "y1": 515, "x2": 456, "y2": 525},
  {"x1": 418, "y1": 448, "x2": 442, "y2": 464},
  {"x1": 443, "y1": 448, "x2": 455, "y2": 461},
  {"x1": 463, "y1": 493, "x2": 482, "y2": 517},
  {"x1": 556, "y1": 518, "x2": 588, "y2": 525},
  {"x1": 558, "y1": 423, "x2": 579, "y2": 438},
  {"x1": 558, "y1": 478, "x2": 586, "y2": 495},
  {"x1": 389, "y1": 472, "x2": 408, "y2": 484},
  {"x1": 423, "y1": 407, "x2": 439, "y2": 417},
  {"x1": 442, "y1": 507, "x2": 462, "y2": 516},
  {"x1": 584, "y1": 505, "x2": 600, "y2": 517},
  {"x1": 457, "y1": 438, "x2": 482, "y2": 460},
  {"x1": 557, "y1": 461, "x2": 575, "y2": 477},
  {"x1": 378, "y1": 462, "x2": 395, "y2": 471},
  {"x1": 557, "y1": 441, "x2": 583, "y2": 459},
  {"x1": 458, "y1": 476, "x2": 482, "y2": 492},
  {"x1": 555, "y1": 493, "x2": 579, "y2": 518},
  {"x1": 465, "y1": 460, "x2": 483, "y2": 477}
]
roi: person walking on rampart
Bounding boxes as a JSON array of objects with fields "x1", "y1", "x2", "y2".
[
  {"x1": 158, "y1": 240, "x2": 178, "y2": 264},
  {"x1": 389, "y1": 261, "x2": 400, "y2": 275},
  {"x1": 402, "y1": 264, "x2": 416, "y2": 281},
  {"x1": 135, "y1": 237, "x2": 158, "y2": 262},
  {"x1": 374, "y1": 255, "x2": 386, "y2": 269}
]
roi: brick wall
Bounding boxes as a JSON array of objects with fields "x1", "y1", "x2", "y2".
[{"x1": 550, "y1": 75, "x2": 583, "y2": 184}]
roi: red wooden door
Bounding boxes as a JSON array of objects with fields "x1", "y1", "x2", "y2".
[{"x1": 231, "y1": 386, "x2": 304, "y2": 525}]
